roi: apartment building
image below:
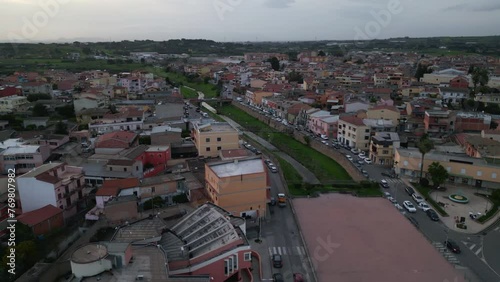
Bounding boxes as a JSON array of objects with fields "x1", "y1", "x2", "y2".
[
  {"x1": 245, "y1": 90, "x2": 273, "y2": 106},
  {"x1": 17, "y1": 163, "x2": 87, "y2": 219},
  {"x1": 395, "y1": 148, "x2": 500, "y2": 189},
  {"x1": 0, "y1": 96, "x2": 29, "y2": 113},
  {"x1": 205, "y1": 157, "x2": 269, "y2": 218},
  {"x1": 366, "y1": 105, "x2": 401, "y2": 125},
  {"x1": 455, "y1": 112, "x2": 491, "y2": 133},
  {"x1": 88, "y1": 107, "x2": 144, "y2": 135},
  {"x1": 369, "y1": 132, "x2": 400, "y2": 166},
  {"x1": 0, "y1": 144, "x2": 51, "y2": 174},
  {"x1": 424, "y1": 110, "x2": 456, "y2": 137},
  {"x1": 192, "y1": 121, "x2": 239, "y2": 158},
  {"x1": 439, "y1": 87, "x2": 468, "y2": 104},
  {"x1": 337, "y1": 116, "x2": 370, "y2": 151},
  {"x1": 307, "y1": 110, "x2": 332, "y2": 135}
]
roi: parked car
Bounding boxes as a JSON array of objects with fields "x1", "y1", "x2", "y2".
[
  {"x1": 418, "y1": 202, "x2": 431, "y2": 211},
  {"x1": 273, "y1": 273, "x2": 284, "y2": 282},
  {"x1": 445, "y1": 239, "x2": 461, "y2": 254},
  {"x1": 293, "y1": 273, "x2": 305, "y2": 282},
  {"x1": 405, "y1": 186, "x2": 416, "y2": 196},
  {"x1": 320, "y1": 134, "x2": 328, "y2": 140},
  {"x1": 272, "y1": 254, "x2": 283, "y2": 268},
  {"x1": 387, "y1": 197, "x2": 398, "y2": 204},
  {"x1": 269, "y1": 165, "x2": 278, "y2": 173},
  {"x1": 412, "y1": 194, "x2": 425, "y2": 203},
  {"x1": 361, "y1": 169, "x2": 369, "y2": 177},
  {"x1": 358, "y1": 151, "x2": 366, "y2": 157},
  {"x1": 403, "y1": 201, "x2": 417, "y2": 213},
  {"x1": 426, "y1": 209, "x2": 440, "y2": 221},
  {"x1": 264, "y1": 159, "x2": 272, "y2": 165},
  {"x1": 350, "y1": 148, "x2": 359, "y2": 155},
  {"x1": 383, "y1": 191, "x2": 391, "y2": 198},
  {"x1": 394, "y1": 203, "x2": 404, "y2": 210},
  {"x1": 380, "y1": 179, "x2": 389, "y2": 188},
  {"x1": 345, "y1": 155, "x2": 353, "y2": 161},
  {"x1": 270, "y1": 197, "x2": 276, "y2": 206},
  {"x1": 357, "y1": 160, "x2": 365, "y2": 165},
  {"x1": 364, "y1": 158, "x2": 372, "y2": 164}
]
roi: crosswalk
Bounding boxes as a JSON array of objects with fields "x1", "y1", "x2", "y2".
[
  {"x1": 432, "y1": 242, "x2": 461, "y2": 265},
  {"x1": 462, "y1": 241, "x2": 484, "y2": 257},
  {"x1": 268, "y1": 246, "x2": 306, "y2": 256},
  {"x1": 383, "y1": 178, "x2": 405, "y2": 185}
]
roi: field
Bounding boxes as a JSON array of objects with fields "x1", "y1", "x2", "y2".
[
  {"x1": 180, "y1": 86, "x2": 198, "y2": 98},
  {"x1": 146, "y1": 68, "x2": 219, "y2": 98},
  {"x1": 218, "y1": 105, "x2": 351, "y2": 182}
]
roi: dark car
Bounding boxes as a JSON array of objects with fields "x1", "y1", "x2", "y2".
[
  {"x1": 445, "y1": 239, "x2": 461, "y2": 254},
  {"x1": 270, "y1": 197, "x2": 276, "y2": 206},
  {"x1": 405, "y1": 186, "x2": 415, "y2": 196},
  {"x1": 426, "y1": 209, "x2": 440, "y2": 221},
  {"x1": 195, "y1": 107, "x2": 201, "y2": 112},
  {"x1": 273, "y1": 273, "x2": 284, "y2": 282},
  {"x1": 293, "y1": 273, "x2": 305, "y2": 282},
  {"x1": 272, "y1": 254, "x2": 283, "y2": 268}
]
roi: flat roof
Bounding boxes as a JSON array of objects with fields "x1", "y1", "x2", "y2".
[
  {"x1": 208, "y1": 158, "x2": 264, "y2": 178},
  {"x1": 293, "y1": 194, "x2": 465, "y2": 282},
  {"x1": 0, "y1": 145, "x2": 40, "y2": 155},
  {"x1": 71, "y1": 244, "x2": 108, "y2": 264}
]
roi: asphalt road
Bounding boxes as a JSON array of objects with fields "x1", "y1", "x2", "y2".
[{"x1": 260, "y1": 166, "x2": 315, "y2": 282}]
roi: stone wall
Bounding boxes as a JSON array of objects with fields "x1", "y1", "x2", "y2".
[{"x1": 232, "y1": 102, "x2": 365, "y2": 182}]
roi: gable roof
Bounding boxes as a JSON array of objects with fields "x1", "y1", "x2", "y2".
[{"x1": 17, "y1": 205, "x2": 63, "y2": 226}]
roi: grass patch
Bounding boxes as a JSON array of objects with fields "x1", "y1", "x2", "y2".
[
  {"x1": 474, "y1": 193, "x2": 500, "y2": 223},
  {"x1": 275, "y1": 156, "x2": 308, "y2": 196},
  {"x1": 413, "y1": 184, "x2": 449, "y2": 217},
  {"x1": 219, "y1": 105, "x2": 351, "y2": 182},
  {"x1": 146, "y1": 68, "x2": 219, "y2": 98},
  {"x1": 180, "y1": 86, "x2": 198, "y2": 98}
]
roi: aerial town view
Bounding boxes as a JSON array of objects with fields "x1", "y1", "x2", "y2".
[{"x1": 1, "y1": 1, "x2": 500, "y2": 282}]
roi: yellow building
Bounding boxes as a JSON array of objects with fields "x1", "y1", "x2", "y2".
[
  {"x1": 205, "y1": 157, "x2": 269, "y2": 218},
  {"x1": 192, "y1": 121, "x2": 240, "y2": 158},
  {"x1": 366, "y1": 105, "x2": 401, "y2": 125},
  {"x1": 245, "y1": 90, "x2": 273, "y2": 106},
  {"x1": 337, "y1": 115, "x2": 370, "y2": 151},
  {"x1": 369, "y1": 132, "x2": 400, "y2": 166},
  {"x1": 395, "y1": 148, "x2": 500, "y2": 189}
]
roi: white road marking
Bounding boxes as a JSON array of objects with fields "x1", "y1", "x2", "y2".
[
  {"x1": 282, "y1": 247, "x2": 287, "y2": 255},
  {"x1": 469, "y1": 244, "x2": 476, "y2": 250},
  {"x1": 273, "y1": 247, "x2": 276, "y2": 255},
  {"x1": 268, "y1": 248, "x2": 272, "y2": 256},
  {"x1": 296, "y1": 246, "x2": 302, "y2": 255},
  {"x1": 277, "y1": 247, "x2": 282, "y2": 255},
  {"x1": 475, "y1": 247, "x2": 482, "y2": 256}
]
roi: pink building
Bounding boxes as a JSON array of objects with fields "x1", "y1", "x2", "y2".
[
  {"x1": 159, "y1": 203, "x2": 252, "y2": 282},
  {"x1": 308, "y1": 110, "x2": 332, "y2": 135},
  {"x1": 17, "y1": 163, "x2": 87, "y2": 219}
]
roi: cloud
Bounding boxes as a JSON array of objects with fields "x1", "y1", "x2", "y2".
[
  {"x1": 264, "y1": 0, "x2": 295, "y2": 9},
  {"x1": 444, "y1": 2, "x2": 500, "y2": 12}
]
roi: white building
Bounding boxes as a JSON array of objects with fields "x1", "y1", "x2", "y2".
[
  {"x1": 0, "y1": 96, "x2": 29, "y2": 113},
  {"x1": 439, "y1": 87, "x2": 468, "y2": 104}
]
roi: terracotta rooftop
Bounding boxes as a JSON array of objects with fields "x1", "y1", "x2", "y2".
[
  {"x1": 18, "y1": 204, "x2": 63, "y2": 226},
  {"x1": 340, "y1": 115, "x2": 366, "y2": 126},
  {"x1": 96, "y1": 178, "x2": 140, "y2": 196}
]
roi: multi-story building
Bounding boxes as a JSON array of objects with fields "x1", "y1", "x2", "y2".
[
  {"x1": 158, "y1": 203, "x2": 251, "y2": 281},
  {"x1": 420, "y1": 68, "x2": 466, "y2": 85},
  {"x1": 307, "y1": 110, "x2": 332, "y2": 135},
  {"x1": 366, "y1": 105, "x2": 400, "y2": 126},
  {"x1": 192, "y1": 121, "x2": 239, "y2": 158},
  {"x1": 0, "y1": 144, "x2": 51, "y2": 174},
  {"x1": 369, "y1": 132, "x2": 400, "y2": 166},
  {"x1": 439, "y1": 87, "x2": 468, "y2": 105},
  {"x1": 455, "y1": 112, "x2": 491, "y2": 133},
  {"x1": 88, "y1": 107, "x2": 144, "y2": 135},
  {"x1": 449, "y1": 76, "x2": 469, "y2": 89},
  {"x1": 424, "y1": 110, "x2": 456, "y2": 137},
  {"x1": 462, "y1": 136, "x2": 500, "y2": 159},
  {"x1": 337, "y1": 116, "x2": 370, "y2": 151},
  {"x1": 475, "y1": 93, "x2": 500, "y2": 105},
  {"x1": 395, "y1": 148, "x2": 500, "y2": 189},
  {"x1": 205, "y1": 157, "x2": 269, "y2": 218},
  {"x1": 0, "y1": 96, "x2": 29, "y2": 113},
  {"x1": 73, "y1": 92, "x2": 110, "y2": 113},
  {"x1": 17, "y1": 163, "x2": 87, "y2": 219},
  {"x1": 21, "y1": 82, "x2": 53, "y2": 95},
  {"x1": 245, "y1": 90, "x2": 273, "y2": 106}
]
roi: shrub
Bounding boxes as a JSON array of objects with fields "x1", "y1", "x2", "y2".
[{"x1": 173, "y1": 193, "x2": 189, "y2": 203}]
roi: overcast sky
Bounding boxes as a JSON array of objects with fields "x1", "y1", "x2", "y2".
[{"x1": 1, "y1": 0, "x2": 499, "y2": 43}]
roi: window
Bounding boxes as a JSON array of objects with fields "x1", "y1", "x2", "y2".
[
  {"x1": 217, "y1": 137, "x2": 221, "y2": 142},
  {"x1": 365, "y1": 129, "x2": 370, "y2": 133},
  {"x1": 217, "y1": 146, "x2": 222, "y2": 151},
  {"x1": 124, "y1": 168, "x2": 127, "y2": 172},
  {"x1": 403, "y1": 161, "x2": 408, "y2": 166},
  {"x1": 382, "y1": 150, "x2": 389, "y2": 154},
  {"x1": 364, "y1": 136, "x2": 369, "y2": 140},
  {"x1": 244, "y1": 252, "x2": 252, "y2": 261},
  {"x1": 206, "y1": 147, "x2": 211, "y2": 152},
  {"x1": 492, "y1": 173, "x2": 497, "y2": 179},
  {"x1": 228, "y1": 257, "x2": 233, "y2": 273},
  {"x1": 152, "y1": 187, "x2": 155, "y2": 193},
  {"x1": 224, "y1": 259, "x2": 229, "y2": 275},
  {"x1": 477, "y1": 171, "x2": 482, "y2": 177},
  {"x1": 460, "y1": 168, "x2": 466, "y2": 174},
  {"x1": 233, "y1": 254, "x2": 238, "y2": 270},
  {"x1": 110, "y1": 167, "x2": 113, "y2": 171},
  {"x1": 206, "y1": 138, "x2": 210, "y2": 142}
]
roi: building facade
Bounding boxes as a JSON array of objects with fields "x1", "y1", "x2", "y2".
[
  {"x1": 192, "y1": 122, "x2": 240, "y2": 158},
  {"x1": 369, "y1": 132, "x2": 400, "y2": 166},
  {"x1": 337, "y1": 116, "x2": 370, "y2": 150}
]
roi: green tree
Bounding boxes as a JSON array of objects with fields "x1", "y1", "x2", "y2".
[
  {"x1": 417, "y1": 136, "x2": 434, "y2": 183},
  {"x1": 288, "y1": 71, "x2": 303, "y2": 83},
  {"x1": 27, "y1": 94, "x2": 52, "y2": 102},
  {"x1": 55, "y1": 105, "x2": 75, "y2": 119},
  {"x1": 108, "y1": 104, "x2": 118, "y2": 114},
  {"x1": 32, "y1": 103, "x2": 48, "y2": 116},
  {"x1": 267, "y1": 57, "x2": 280, "y2": 71},
  {"x1": 472, "y1": 67, "x2": 489, "y2": 93},
  {"x1": 318, "y1": 50, "x2": 326, "y2": 56},
  {"x1": 303, "y1": 135, "x2": 311, "y2": 146},
  {"x1": 415, "y1": 63, "x2": 432, "y2": 79},
  {"x1": 54, "y1": 121, "x2": 68, "y2": 134},
  {"x1": 428, "y1": 162, "x2": 449, "y2": 187}
]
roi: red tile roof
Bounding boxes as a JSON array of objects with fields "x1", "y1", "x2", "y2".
[
  {"x1": 96, "y1": 131, "x2": 137, "y2": 148},
  {"x1": 340, "y1": 115, "x2": 366, "y2": 126},
  {"x1": 96, "y1": 178, "x2": 140, "y2": 196},
  {"x1": 371, "y1": 105, "x2": 399, "y2": 112},
  {"x1": 18, "y1": 205, "x2": 63, "y2": 226}
]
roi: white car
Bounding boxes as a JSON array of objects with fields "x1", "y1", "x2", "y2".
[
  {"x1": 350, "y1": 148, "x2": 359, "y2": 155},
  {"x1": 321, "y1": 134, "x2": 328, "y2": 140},
  {"x1": 364, "y1": 158, "x2": 372, "y2": 164},
  {"x1": 383, "y1": 192, "x2": 391, "y2": 198},
  {"x1": 345, "y1": 155, "x2": 353, "y2": 161},
  {"x1": 394, "y1": 203, "x2": 404, "y2": 210},
  {"x1": 412, "y1": 194, "x2": 425, "y2": 203},
  {"x1": 403, "y1": 201, "x2": 417, "y2": 213},
  {"x1": 387, "y1": 197, "x2": 398, "y2": 204},
  {"x1": 418, "y1": 202, "x2": 431, "y2": 211},
  {"x1": 358, "y1": 151, "x2": 366, "y2": 157}
]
